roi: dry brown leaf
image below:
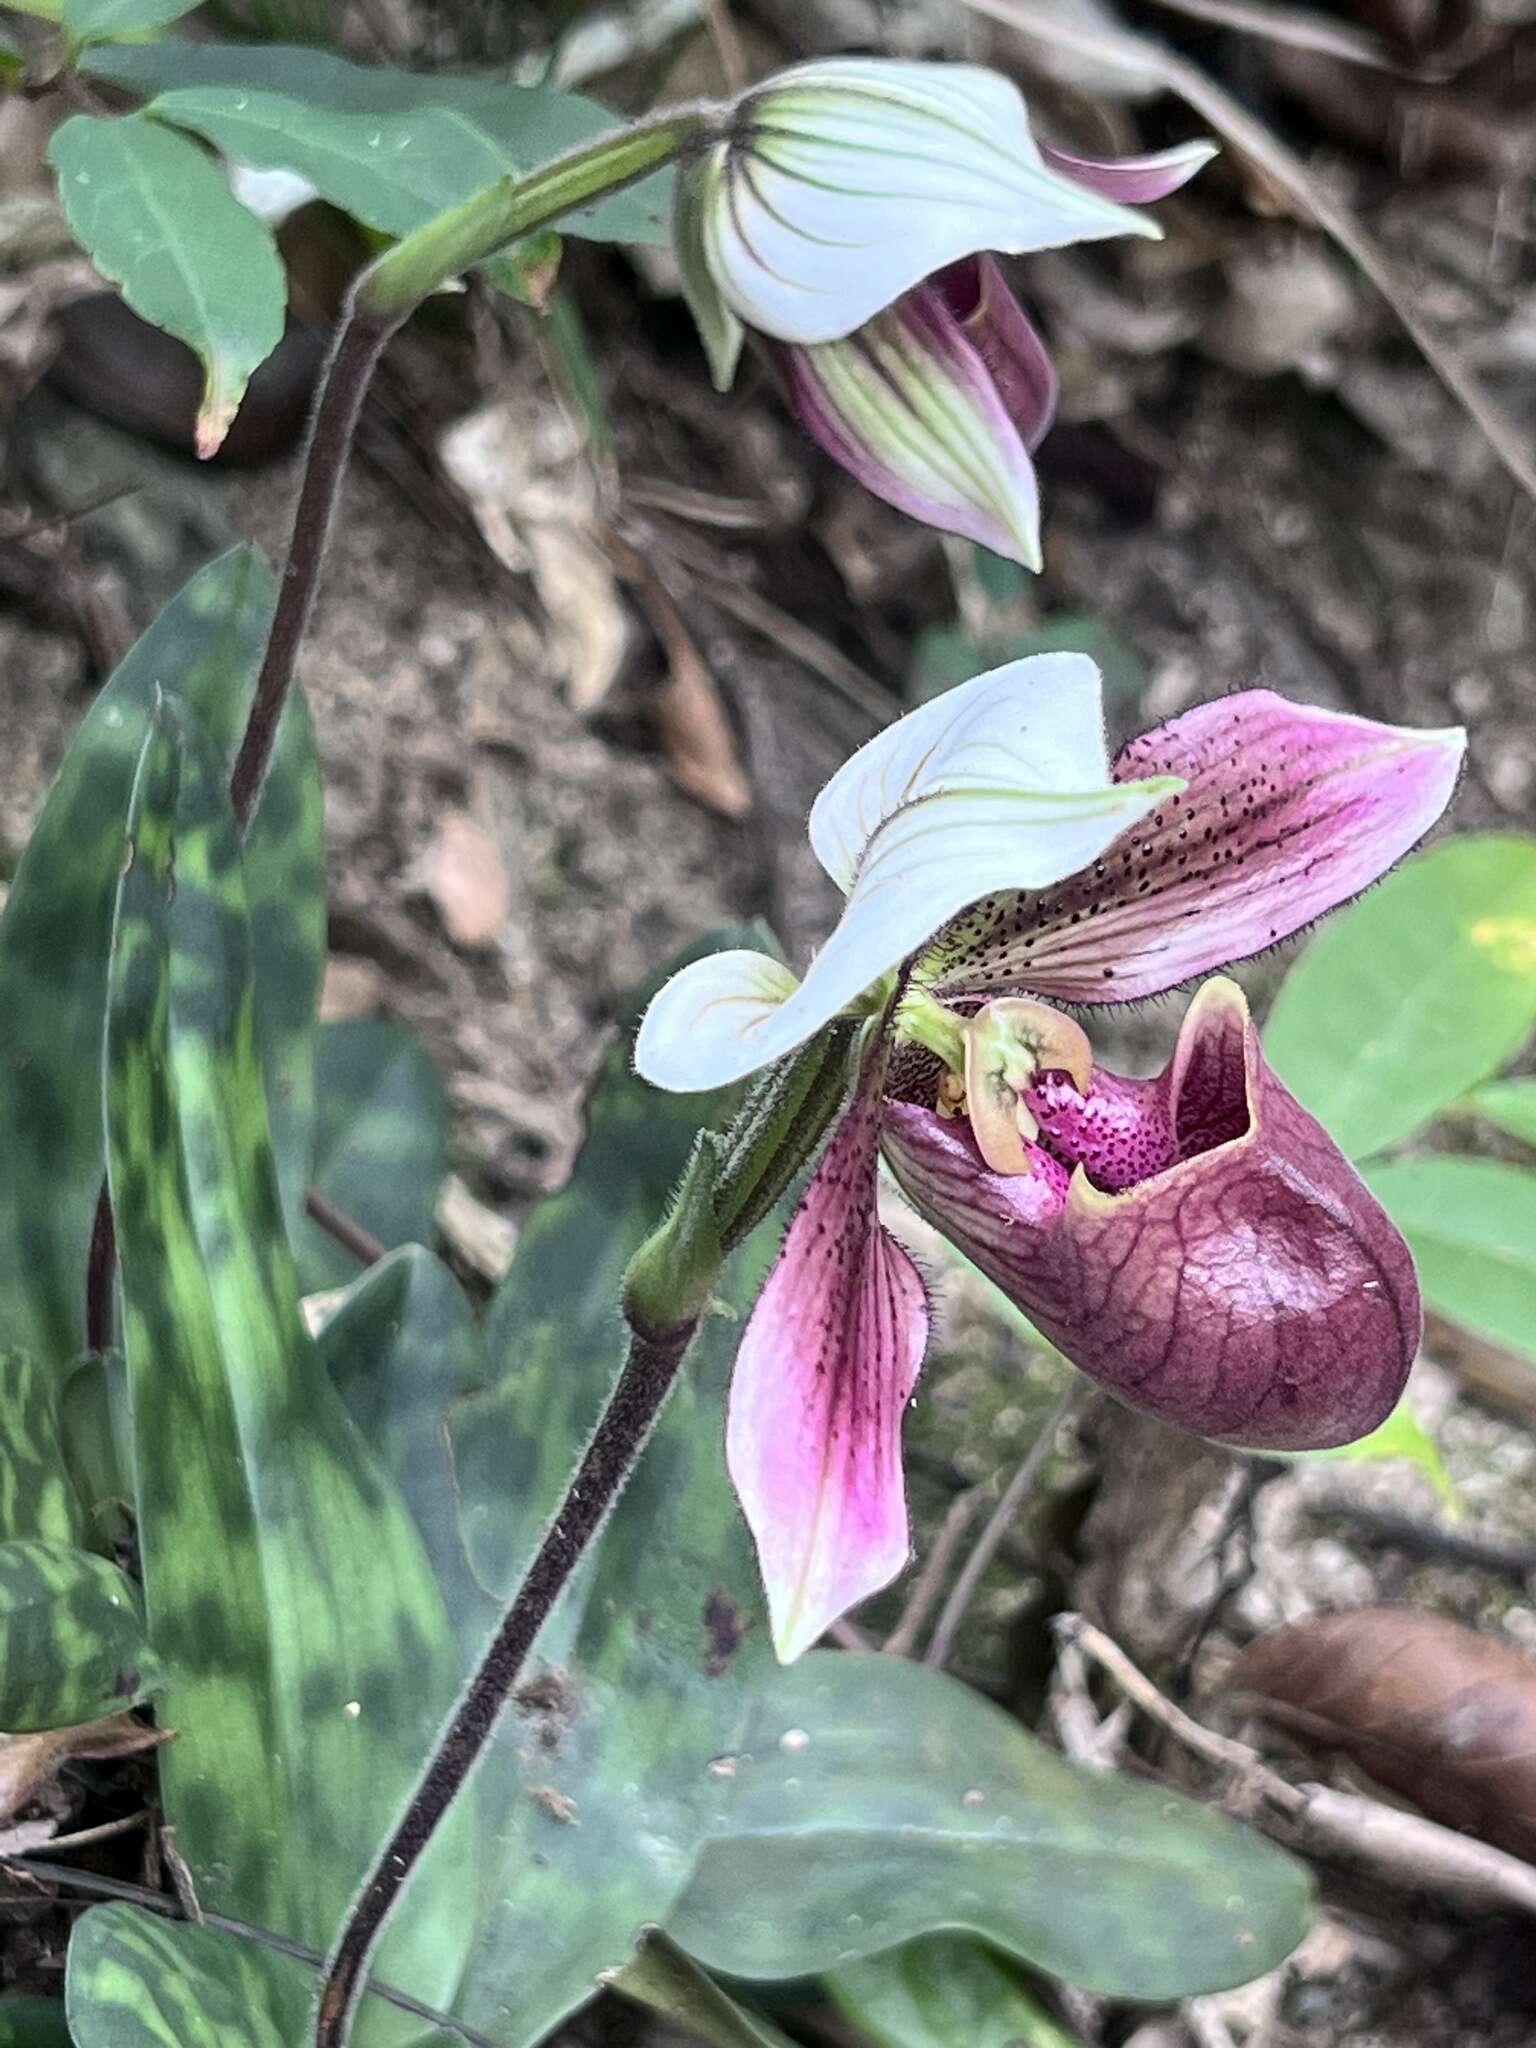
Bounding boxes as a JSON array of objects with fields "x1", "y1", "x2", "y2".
[
  {"x1": 319, "y1": 954, "x2": 384, "y2": 1023},
  {"x1": 0, "y1": 1714, "x2": 170, "y2": 1826},
  {"x1": 419, "y1": 812, "x2": 511, "y2": 950},
  {"x1": 1228, "y1": 1608, "x2": 1536, "y2": 1861}
]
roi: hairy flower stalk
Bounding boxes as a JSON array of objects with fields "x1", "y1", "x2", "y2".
[
  {"x1": 673, "y1": 58, "x2": 1215, "y2": 564},
  {"x1": 637, "y1": 660, "x2": 1465, "y2": 1658}
]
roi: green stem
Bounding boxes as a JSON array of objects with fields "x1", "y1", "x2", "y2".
[{"x1": 356, "y1": 106, "x2": 722, "y2": 320}]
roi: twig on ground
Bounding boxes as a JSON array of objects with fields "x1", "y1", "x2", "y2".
[
  {"x1": 1141, "y1": 0, "x2": 1446, "y2": 76},
  {"x1": 963, "y1": 0, "x2": 1536, "y2": 506},
  {"x1": 1058, "y1": 1613, "x2": 1536, "y2": 1919},
  {"x1": 1328, "y1": 1503, "x2": 1536, "y2": 1582},
  {"x1": 883, "y1": 1484, "x2": 986, "y2": 1656},
  {"x1": 924, "y1": 1381, "x2": 1085, "y2": 1668},
  {"x1": 23, "y1": 1808, "x2": 150, "y2": 1855}
]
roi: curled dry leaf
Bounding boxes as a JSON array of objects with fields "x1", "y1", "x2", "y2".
[
  {"x1": 0, "y1": 1714, "x2": 170, "y2": 1825},
  {"x1": 1227, "y1": 1608, "x2": 1536, "y2": 1862}
]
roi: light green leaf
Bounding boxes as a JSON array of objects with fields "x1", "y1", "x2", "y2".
[
  {"x1": 65, "y1": 1906, "x2": 305, "y2": 2048},
  {"x1": 295, "y1": 1017, "x2": 450, "y2": 1292},
  {"x1": 48, "y1": 114, "x2": 286, "y2": 456},
  {"x1": 84, "y1": 41, "x2": 672, "y2": 244},
  {"x1": 616, "y1": 1935, "x2": 798, "y2": 2048},
  {"x1": 1292, "y1": 1397, "x2": 1459, "y2": 1513},
  {"x1": 669, "y1": 1652, "x2": 1311, "y2": 2000},
  {"x1": 1265, "y1": 835, "x2": 1536, "y2": 1160},
  {"x1": 1364, "y1": 1155, "x2": 1536, "y2": 1363},
  {"x1": 105, "y1": 701, "x2": 474, "y2": 2013},
  {"x1": 0, "y1": 548, "x2": 321, "y2": 1366},
  {"x1": 149, "y1": 90, "x2": 518, "y2": 241},
  {"x1": 62, "y1": 0, "x2": 198, "y2": 48},
  {"x1": 0, "y1": 1352, "x2": 86, "y2": 1545},
  {"x1": 829, "y1": 1935, "x2": 1080, "y2": 2048},
  {"x1": 0, "y1": 1539, "x2": 158, "y2": 1729},
  {"x1": 445, "y1": 931, "x2": 780, "y2": 2048},
  {"x1": 1467, "y1": 1077, "x2": 1536, "y2": 1150}
]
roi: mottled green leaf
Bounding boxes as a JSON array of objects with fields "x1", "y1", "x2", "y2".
[
  {"x1": 0, "y1": 1539, "x2": 158, "y2": 1730},
  {"x1": 446, "y1": 931, "x2": 779, "y2": 2047},
  {"x1": 48, "y1": 116, "x2": 286, "y2": 456},
  {"x1": 1364, "y1": 1155, "x2": 1536, "y2": 1363},
  {"x1": 59, "y1": 1352, "x2": 134, "y2": 1550},
  {"x1": 1467, "y1": 1076, "x2": 1536, "y2": 1150},
  {"x1": 83, "y1": 41, "x2": 671, "y2": 244},
  {"x1": 318, "y1": 1247, "x2": 493, "y2": 1655},
  {"x1": 829, "y1": 1936, "x2": 1080, "y2": 2048},
  {"x1": 669, "y1": 1652, "x2": 1311, "y2": 1999},
  {"x1": 295, "y1": 1018, "x2": 450, "y2": 1291},
  {"x1": 0, "y1": 548, "x2": 321, "y2": 1364},
  {"x1": 104, "y1": 702, "x2": 473, "y2": 2015},
  {"x1": 0, "y1": 1996, "x2": 73, "y2": 2048},
  {"x1": 617, "y1": 1935, "x2": 797, "y2": 2048},
  {"x1": 66, "y1": 1906, "x2": 305, "y2": 2048},
  {"x1": 62, "y1": 0, "x2": 198, "y2": 48},
  {"x1": 0, "y1": 1352, "x2": 85, "y2": 1544},
  {"x1": 1266, "y1": 836, "x2": 1536, "y2": 1161}
]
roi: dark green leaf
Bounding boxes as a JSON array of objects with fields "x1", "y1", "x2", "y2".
[
  {"x1": 1466, "y1": 1077, "x2": 1536, "y2": 1150},
  {"x1": 104, "y1": 703, "x2": 474, "y2": 2004},
  {"x1": 62, "y1": 0, "x2": 197, "y2": 47},
  {"x1": 1265, "y1": 835, "x2": 1536, "y2": 1160},
  {"x1": 0, "y1": 1352, "x2": 86, "y2": 1545},
  {"x1": 0, "y1": 548, "x2": 321, "y2": 1365},
  {"x1": 0, "y1": 1539, "x2": 158, "y2": 1729},
  {"x1": 295, "y1": 1017, "x2": 450, "y2": 1291},
  {"x1": 65, "y1": 1906, "x2": 305, "y2": 2048},
  {"x1": 318, "y1": 1246, "x2": 493, "y2": 1655},
  {"x1": 669, "y1": 1652, "x2": 1311, "y2": 2000},
  {"x1": 617, "y1": 1935, "x2": 797, "y2": 2048},
  {"x1": 59, "y1": 1352, "x2": 134, "y2": 1552},
  {"x1": 828, "y1": 1936, "x2": 1080, "y2": 2048},
  {"x1": 1364, "y1": 1155, "x2": 1536, "y2": 1362},
  {"x1": 0, "y1": 1996, "x2": 73, "y2": 2048},
  {"x1": 48, "y1": 115, "x2": 286, "y2": 456},
  {"x1": 84, "y1": 42, "x2": 672, "y2": 244},
  {"x1": 446, "y1": 931, "x2": 779, "y2": 2047}
]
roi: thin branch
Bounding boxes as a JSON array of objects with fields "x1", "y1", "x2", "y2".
[
  {"x1": 0, "y1": 1856, "x2": 503, "y2": 2048},
  {"x1": 882, "y1": 1484, "x2": 985, "y2": 1657},
  {"x1": 924, "y1": 1381, "x2": 1084, "y2": 1668},
  {"x1": 1059, "y1": 1613, "x2": 1536, "y2": 1918},
  {"x1": 304, "y1": 1189, "x2": 389, "y2": 1270},
  {"x1": 964, "y1": 0, "x2": 1536, "y2": 505}
]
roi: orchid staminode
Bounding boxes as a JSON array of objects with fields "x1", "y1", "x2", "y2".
[
  {"x1": 635, "y1": 659, "x2": 1464, "y2": 1661},
  {"x1": 672, "y1": 59, "x2": 1216, "y2": 566}
]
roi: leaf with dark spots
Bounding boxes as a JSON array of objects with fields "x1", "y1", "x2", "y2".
[
  {"x1": 0, "y1": 1352, "x2": 87, "y2": 1546},
  {"x1": 1227, "y1": 1608, "x2": 1536, "y2": 1862},
  {"x1": 104, "y1": 701, "x2": 474, "y2": 2009},
  {"x1": 0, "y1": 1539, "x2": 159, "y2": 1730},
  {"x1": 64, "y1": 1905, "x2": 306, "y2": 2048},
  {"x1": 0, "y1": 548, "x2": 323, "y2": 1365},
  {"x1": 447, "y1": 929, "x2": 784, "y2": 2048}
]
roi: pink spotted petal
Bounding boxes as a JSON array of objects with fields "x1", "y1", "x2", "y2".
[
  {"x1": 728, "y1": 1079, "x2": 930, "y2": 1661},
  {"x1": 930, "y1": 691, "x2": 1464, "y2": 1005},
  {"x1": 882, "y1": 979, "x2": 1419, "y2": 1451},
  {"x1": 1041, "y1": 138, "x2": 1219, "y2": 205}
]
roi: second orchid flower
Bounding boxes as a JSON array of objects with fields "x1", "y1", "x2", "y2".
[{"x1": 673, "y1": 59, "x2": 1215, "y2": 566}]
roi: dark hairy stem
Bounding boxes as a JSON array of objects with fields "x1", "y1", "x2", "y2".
[
  {"x1": 305, "y1": 1188, "x2": 389, "y2": 1269},
  {"x1": 230, "y1": 307, "x2": 398, "y2": 827},
  {"x1": 84, "y1": 1185, "x2": 115, "y2": 1353},
  {"x1": 314, "y1": 1319, "x2": 699, "y2": 2048}
]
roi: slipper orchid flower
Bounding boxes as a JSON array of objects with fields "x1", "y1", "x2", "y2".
[
  {"x1": 635, "y1": 658, "x2": 1463, "y2": 1659},
  {"x1": 673, "y1": 58, "x2": 1215, "y2": 565}
]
